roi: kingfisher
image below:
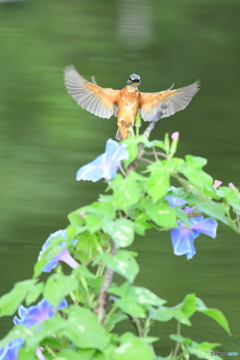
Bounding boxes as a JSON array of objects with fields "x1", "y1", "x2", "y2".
[{"x1": 64, "y1": 65, "x2": 200, "y2": 140}]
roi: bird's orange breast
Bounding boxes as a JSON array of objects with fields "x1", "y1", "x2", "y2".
[
  {"x1": 117, "y1": 87, "x2": 140, "y2": 122},
  {"x1": 115, "y1": 87, "x2": 140, "y2": 140}
]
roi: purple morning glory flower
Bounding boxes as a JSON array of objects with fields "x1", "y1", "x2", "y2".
[
  {"x1": 76, "y1": 139, "x2": 129, "y2": 182},
  {"x1": 13, "y1": 298, "x2": 67, "y2": 327},
  {"x1": 0, "y1": 339, "x2": 23, "y2": 360},
  {"x1": 38, "y1": 229, "x2": 79, "y2": 272},
  {"x1": 167, "y1": 196, "x2": 218, "y2": 259}
]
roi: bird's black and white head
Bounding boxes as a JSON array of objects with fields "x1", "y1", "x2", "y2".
[{"x1": 127, "y1": 74, "x2": 141, "y2": 87}]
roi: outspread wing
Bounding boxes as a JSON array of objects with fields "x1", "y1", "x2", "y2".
[
  {"x1": 140, "y1": 80, "x2": 200, "y2": 122},
  {"x1": 63, "y1": 65, "x2": 119, "y2": 119}
]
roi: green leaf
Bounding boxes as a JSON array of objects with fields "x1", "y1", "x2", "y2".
[
  {"x1": 41, "y1": 336, "x2": 62, "y2": 349},
  {"x1": 63, "y1": 305, "x2": 109, "y2": 351},
  {"x1": 68, "y1": 210, "x2": 85, "y2": 227},
  {"x1": 76, "y1": 231, "x2": 98, "y2": 252},
  {"x1": 144, "y1": 139, "x2": 165, "y2": 150},
  {"x1": 199, "y1": 202, "x2": 238, "y2": 231},
  {"x1": 187, "y1": 341, "x2": 222, "y2": 360},
  {"x1": 132, "y1": 221, "x2": 147, "y2": 236},
  {"x1": 86, "y1": 201, "x2": 115, "y2": 218},
  {"x1": 181, "y1": 166, "x2": 213, "y2": 189},
  {"x1": 199, "y1": 309, "x2": 231, "y2": 335},
  {"x1": 72, "y1": 264, "x2": 95, "y2": 279},
  {"x1": 167, "y1": 308, "x2": 191, "y2": 326},
  {"x1": 87, "y1": 351, "x2": 107, "y2": 360},
  {"x1": 162, "y1": 157, "x2": 184, "y2": 172},
  {"x1": 185, "y1": 155, "x2": 207, "y2": 169},
  {"x1": 149, "y1": 306, "x2": 174, "y2": 322},
  {"x1": 54, "y1": 349, "x2": 95, "y2": 360},
  {"x1": 114, "y1": 298, "x2": 146, "y2": 318},
  {"x1": 217, "y1": 186, "x2": 240, "y2": 212},
  {"x1": 132, "y1": 212, "x2": 152, "y2": 235},
  {"x1": 107, "y1": 173, "x2": 124, "y2": 190},
  {"x1": 170, "y1": 334, "x2": 191, "y2": 345},
  {"x1": 66, "y1": 224, "x2": 88, "y2": 239},
  {"x1": 196, "y1": 297, "x2": 231, "y2": 335},
  {"x1": 86, "y1": 214, "x2": 103, "y2": 233},
  {"x1": 150, "y1": 305, "x2": 191, "y2": 325},
  {"x1": 103, "y1": 219, "x2": 134, "y2": 248},
  {"x1": 112, "y1": 333, "x2": 153, "y2": 360},
  {"x1": 196, "y1": 299, "x2": 231, "y2": 335},
  {"x1": 33, "y1": 257, "x2": 49, "y2": 278},
  {"x1": 101, "y1": 250, "x2": 139, "y2": 283},
  {"x1": 109, "y1": 282, "x2": 130, "y2": 297},
  {"x1": 105, "y1": 312, "x2": 128, "y2": 332},
  {"x1": 147, "y1": 165, "x2": 170, "y2": 202},
  {"x1": 179, "y1": 159, "x2": 215, "y2": 196},
  {"x1": 128, "y1": 286, "x2": 166, "y2": 306},
  {"x1": 44, "y1": 274, "x2": 78, "y2": 307},
  {"x1": 145, "y1": 201, "x2": 177, "y2": 228},
  {"x1": 110, "y1": 285, "x2": 165, "y2": 317},
  {"x1": 0, "y1": 325, "x2": 34, "y2": 348},
  {"x1": 178, "y1": 293, "x2": 197, "y2": 318},
  {"x1": 25, "y1": 317, "x2": 67, "y2": 348},
  {"x1": 66, "y1": 224, "x2": 79, "y2": 239},
  {"x1": 140, "y1": 336, "x2": 159, "y2": 344},
  {"x1": 122, "y1": 140, "x2": 138, "y2": 167},
  {"x1": 18, "y1": 347, "x2": 36, "y2": 360},
  {"x1": 25, "y1": 282, "x2": 44, "y2": 306},
  {"x1": 75, "y1": 349, "x2": 97, "y2": 360},
  {"x1": 113, "y1": 175, "x2": 141, "y2": 212},
  {"x1": 98, "y1": 194, "x2": 114, "y2": 203},
  {"x1": 174, "y1": 208, "x2": 191, "y2": 227},
  {"x1": 0, "y1": 280, "x2": 38, "y2": 317}
]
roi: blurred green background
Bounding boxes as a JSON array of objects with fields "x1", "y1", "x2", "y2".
[{"x1": 0, "y1": 0, "x2": 240, "y2": 355}]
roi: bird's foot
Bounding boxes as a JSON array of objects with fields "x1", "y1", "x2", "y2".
[{"x1": 119, "y1": 120, "x2": 133, "y2": 128}]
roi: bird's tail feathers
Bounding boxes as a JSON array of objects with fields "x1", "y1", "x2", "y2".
[{"x1": 115, "y1": 129, "x2": 122, "y2": 141}]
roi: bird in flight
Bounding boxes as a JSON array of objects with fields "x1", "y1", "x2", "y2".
[{"x1": 63, "y1": 65, "x2": 200, "y2": 140}]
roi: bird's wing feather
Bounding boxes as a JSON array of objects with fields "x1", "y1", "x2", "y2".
[
  {"x1": 64, "y1": 65, "x2": 119, "y2": 119},
  {"x1": 140, "y1": 80, "x2": 200, "y2": 122}
]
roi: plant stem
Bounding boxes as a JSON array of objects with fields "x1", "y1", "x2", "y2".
[
  {"x1": 140, "y1": 157, "x2": 153, "y2": 164},
  {"x1": 173, "y1": 322, "x2": 181, "y2": 357},
  {"x1": 95, "y1": 239, "x2": 116, "y2": 323},
  {"x1": 144, "y1": 151, "x2": 167, "y2": 158},
  {"x1": 125, "y1": 115, "x2": 162, "y2": 175},
  {"x1": 127, "y1": 315, "x2": 144, "y2": 337},
  {"x1": 103, "y1": 304, "x2": 118, "y2": 327}
]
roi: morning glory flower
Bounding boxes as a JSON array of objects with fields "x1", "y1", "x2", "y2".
[
  {"x1": 38, "y1": 229, "x2": 79, "y2": 272},
  {"x1": 228, "y1": 182, "x2": 237, "y2": 190},
  {"x1": 167, "y1": 196, "x2": 218, "y2": 259},
  {"x1": 213, "y1": 179, "x2": 222, "y2": 189},
  {"x1": 170, "y1": 217, "x2": 217, "y2": 259},
  {"x1": 171, "y1": 131, "x2": 179, "y2": 141},
  {"x1": 76, "y1": 139, "x2": 129, "y2": 182},
  {"x1": 166, "y1": 196, "x2": 187, "y2": 207},
  {"x1": 13, "y1": 298, "x2": 67, "y2": 327},
  {"x1": 0, "y1": 339, "x2": 23, "y2": 360}
]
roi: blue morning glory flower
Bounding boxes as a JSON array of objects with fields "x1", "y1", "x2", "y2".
[
  {"x1": 167, "y1": 196, "x2": 218, "y2": 259},
  {"x1": 13, "y1": 298, "x2": 67, "y2": 327},
  {"x1": 166, "y1": 196, "x2": 187, "y2": 207},
  {"x1": 76, "y1": 139, "x2": 129, "y2": 182},
  {"x1": 38, "y1": 229, "x2": 79, "y2": 272},
  {"x1": 0, "y1": 339, "x2": 23, "y2": 360}
]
